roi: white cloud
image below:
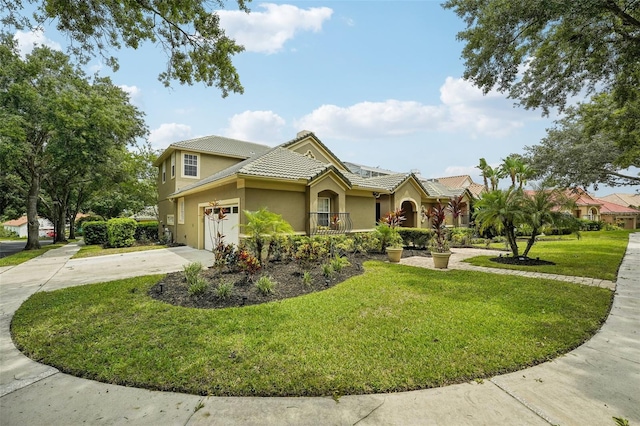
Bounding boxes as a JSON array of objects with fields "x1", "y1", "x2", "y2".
[
  {"x1": 224, "y1": 110, "x2": 285, "y2": 144},
  {"x1": 13, "y1": 29, "x2": 62, "y2": 57},
  {"x1": 295, "y1": 77, "x2": 534, "y2": 141},
  {"x1": 296, "y1": 100, "x2": 445, "y2": 140},
  {"x1": 439, "y1": 77, "x2": 525, "y2": 137},
  {"x1": 217, "y1": 3, "x2": 333, "y2": 54},
  {"x1": 119, "y1": 85, "x2": 142, "y2": 105},
  {"x1": 149, "y1": 123, "x2": 193, "y2": 149}
]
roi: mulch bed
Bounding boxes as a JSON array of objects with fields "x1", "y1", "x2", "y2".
[
  {"x1": 489, "y1": 256, "x2": 556, "y2": 266},
  {"x1": 149, "y1": 250, "x2": 430, "y2": 310}
]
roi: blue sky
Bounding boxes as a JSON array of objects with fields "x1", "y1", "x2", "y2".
[{"x1": 15, "y1": 1, "x2": 619, "y2": 194}]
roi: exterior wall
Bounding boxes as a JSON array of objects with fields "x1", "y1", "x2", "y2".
[
  {"x1": 392, "y1": 180, "x2": 422, "y2": 228},
  {"x1": 346, "y1": 195, "x2": 376, "y2": 231},
  {"x1": 177, "y1": 183, "x2": 243, "y2": 248},
  {"x1": 601, "y1": 214, "x2": 638, "y2": 229},
  {"x1": 244, "y1": 187, "x2": 307, "y2": 233},
  {"x1": 574, "y1": 206, "x2": 601, "y2": 221},
  {"x1": 174, "y1": 150, "x2": 241, "y2": 193}
]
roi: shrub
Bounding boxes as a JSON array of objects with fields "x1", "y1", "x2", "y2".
[
  {"x1": 322, "y1": 263, "x2": 333, "y2": 278},
  {"x1": 302, "y1": 271, "x2": 312, "y2": 286},
  {"x1": 352, "y1": 232, "x2": 379, "y2": 254},
  {"x1": 188, "y1": 276, "x2": 208, "y2": 296},
  {"x1": 106, "y1": 218, "x2": 137, "y2": 248},
  {"x1": 75, "y1": 215, "x2": 104, "y2": 235},
  {"x1": 255, "y1": 275, "x2": 276, "y2": 295},
  {"x1": 398, "y1": 227, "x2": 432, "y2": 248},
  {"x1": 83, "y1": 221, "x2": 108, "y2": 245},
  {"x1": 238, "y1": 250, "x2": 261, "y2": 282},
  {"x1": 580, "y1": 219, "x2": 604, "y2": 231},
  {"x1": 0, "y1": 227, "x2": 19, "y2": 238},
  {"x1": 330, "y1": 255, "x2": 350, "y2": 272},
  {"x1": 183, "y1": 262, "x2": 203, "y2": 286},
  {"x1": 135, "y1": 221, "x2": 159, "y2": 242},
  {"x1": 450, "y1": 227, "x2": 474, "y2": 247},
  {"x1": 216, "y1": 281, "x2": 234, "y2": 299}
]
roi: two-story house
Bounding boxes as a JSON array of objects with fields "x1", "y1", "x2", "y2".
[{"x1": 155, "y1": 131, "x2": 472, "y2": 249}]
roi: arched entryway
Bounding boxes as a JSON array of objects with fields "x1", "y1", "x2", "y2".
[{"x1": 401, "y1": 200, "x2": 417, "y2": 228}]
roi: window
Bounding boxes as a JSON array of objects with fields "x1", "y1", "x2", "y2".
[
  {"x1": 183, "y1": 153, "x2": 199, "y2": 177},
  {"x1": 318, "y1": 197, "x2": 330, "y2": 227},
  {"x1": 162, "y1": 162, "x2": 166, "y2": 183},
  {"x1": 178, "y1": 198, "x2": 185, "y2": 224},
  {"x1": 170, "y1": 153, "x2": 176, "y2": 178}
]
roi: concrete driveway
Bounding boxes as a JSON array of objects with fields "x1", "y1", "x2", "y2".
[{"x1": 1, "y1": 238, "x2": 639, "y2": 425}]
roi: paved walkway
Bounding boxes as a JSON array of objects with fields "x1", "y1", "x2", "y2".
[{"x1": 0, "y1": 236, "x2": 638, "y2": 425}]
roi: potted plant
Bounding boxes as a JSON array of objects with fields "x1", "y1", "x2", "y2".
[
  {"x1": 375, "y1": 208, "x2": 405, "y2": 262},
  {"x1": 428, "y1": 202, "x2": 452, "y2": 269}
]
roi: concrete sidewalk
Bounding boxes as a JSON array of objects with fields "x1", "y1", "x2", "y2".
[{"x1": 1, "y1": 236, "x2": 638, "y2": 425}]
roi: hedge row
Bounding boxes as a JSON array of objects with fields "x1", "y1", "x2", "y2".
[
  {"x1": 83, "y1": 220, "x2": 159, "y2": 247},
  {"x1": 397, "y1": 227, "x2": 432, "y2": 249}
]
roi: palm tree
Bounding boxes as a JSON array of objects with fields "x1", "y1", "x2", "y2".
[
  {"x1": 515, "y1": 162, "x2": 535, "y2": 189},
  {"x1": 477, "y1": 158, "x2": 490, "y2": 191},
  {"x1": 242, "y1": 207, "x2": 294, "y2": 263},
  {"x1": 474, "y1": 188, "x2": 524, "y2": 256},
  {"x1": 485, "y1": 166, "x2": 501, "y2": 191},
  {"x1": 500, "y1": 155, "x2": 520, "y2": 188},
  {"x1": 520, "y1": 185, "x2": 575, "y2": 257}
]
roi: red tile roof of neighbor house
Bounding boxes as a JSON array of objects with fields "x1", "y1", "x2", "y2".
[
  {"x1": 597, "y1": 198, "x2": 640, "y2": 214},
  {"x1": 600, "y1": 193, "x2": 640, "y2": 208},
  {"x1": 3, "y1": 216, "x2": 28, "y2": 226},
  {"x1": 436, "y1": 175, "x2": 472, "y2": 188}
]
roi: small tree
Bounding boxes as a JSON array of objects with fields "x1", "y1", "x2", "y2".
[
  {"x1": 428, "y1": 202, "x2": 450, "y2": 253},
  {"x1": 474, "y1": 188, "x2": 524, "y2": 257},
  {"x1": 447, "y1": 195, "x2": 466, "y2": 228},
  {"x1": 375, "y1": 208, "x2": 405, "y2": 253},
  {"x1": 242, "y1": 208, "x2": 294, "y2": 263},
  {"x1": 520, "y1": 186, "x2": 576, "y2": 257}
]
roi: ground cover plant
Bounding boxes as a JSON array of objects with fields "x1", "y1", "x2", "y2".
[
  {"x1": 465, "y1": 230, "x2": 634, "y2": 281},
  {"x1": 12, "y1": 263, "x2": 612, "y2": 397}
]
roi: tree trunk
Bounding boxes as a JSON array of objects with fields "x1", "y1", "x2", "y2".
[
  {"x1": 522, "y1": 228, "x2": 540, "y2": 257},
  {"x1": 25, "y1": 174, "x2": 41, "y2": 250},
  {"x1": 505, "y1": 222, "x2": 519, "y2": 257}
]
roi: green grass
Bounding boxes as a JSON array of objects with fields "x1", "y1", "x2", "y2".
[
  {"x1": 12, "y1": 262, "x2": 612, "y2": 397},
  {"x1": 72, "y1": 244, "x2": 167, "y2": 259},
  {"x1": 466, "y1": 230, "x2": 635, "y2": 281},
  {"x1": 0, "y1": 243, "x2": 67, "y2": 267}
]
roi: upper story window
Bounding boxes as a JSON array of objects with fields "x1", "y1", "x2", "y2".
[
  {"x1": 183, "y1": 153, "x2": 199, "y2": 178},
  {"x1": 170, "y1": 153, "x2": 176, "y2": 178},
  {"x1": 162, "y1": 162, "x2": 166, "y2": 183}
]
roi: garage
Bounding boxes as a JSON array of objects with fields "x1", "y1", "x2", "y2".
[{"x1": 204, "y1": 204, "x2": 240, "y2": 250}]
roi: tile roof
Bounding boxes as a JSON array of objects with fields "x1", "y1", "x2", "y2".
[
  {"x1": 172, "y1": 135, "x2": 270, "y2": 158},
  {"x1": 171, "y1": 147, "x2": 344, "y2": 197},
  {"x1": 436, "y1": 175, "x2": 472, "y2": 188},
  {"x1": 600, "y1": 193, "x2": 640, "y2": 208},
  {"x1": 420, "y1": 179, "x2": 461, "y2": 197},
  {"x1": 3, "y1": 216, "x2": 27, "y2": 227},
  {"x1": 596, "y1": 198, "x2": 640, "y2": 214},
  {"x1": 155, "y1": 135, "x2": 271, "y2": 165}
]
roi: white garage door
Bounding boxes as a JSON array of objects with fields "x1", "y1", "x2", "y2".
[{"x1": 204, "y1": 205, "x2": 239, "y2": 251}]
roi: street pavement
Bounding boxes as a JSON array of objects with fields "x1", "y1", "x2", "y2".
[{"x1": 0, "y1": 236, "x2": 638, "y2": 425}]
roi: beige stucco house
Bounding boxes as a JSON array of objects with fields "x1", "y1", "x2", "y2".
[{"x1": 155, "y1": 131, "x2": 469, "y2": 249}]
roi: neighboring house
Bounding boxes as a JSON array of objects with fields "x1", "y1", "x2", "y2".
[
  {"x1": 526, "y1": 188, "x2": 640, "y2": 229},
  {"x1": 600, "y1": 193, "x2": 640, "y2": 210},
  {"x1": 597, "y1": 198, "x2": 640, "y2": 229},
  {"x1": 2, "y1": 216, "x2": 54, "y2": 238},
  {"x1": 436, "y1": 175, "x2": 486, "y2": 198},
  {"x1": 155, "y1": 131, "x2": 468, "y2": 249}
]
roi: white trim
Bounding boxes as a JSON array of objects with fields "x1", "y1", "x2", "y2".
[
  {"x1": 182, "y1": 152, "x2": 200, "y2": 179},
  {"x1": 178, "y1": 198, "x2": 185, "y2": 224},
  {"x1": 198, "y1": 198, "x2": 241, "y2": 250}
]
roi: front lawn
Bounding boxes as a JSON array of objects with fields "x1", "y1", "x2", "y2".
[
  {"x1": 12, "y1": 262, "x2": 612, "y2": 397},
  {"x1": 72, "y1": 244, "x2": 168, "y2": 259},
  {"x1": 466, "y1": 230, "x2": 635, "y2": 281}
]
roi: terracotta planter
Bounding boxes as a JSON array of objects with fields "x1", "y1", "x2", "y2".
[
  {"x1": 386, "y1": 247, "x2": 403, "y2": 263},
  {"x1": 432, "y1": 251, "x2": 451, "y2": 269}
]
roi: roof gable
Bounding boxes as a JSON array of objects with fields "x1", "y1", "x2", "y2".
[{"x1": 280, "y1": 131, "x2": 350, "y2": 173}]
